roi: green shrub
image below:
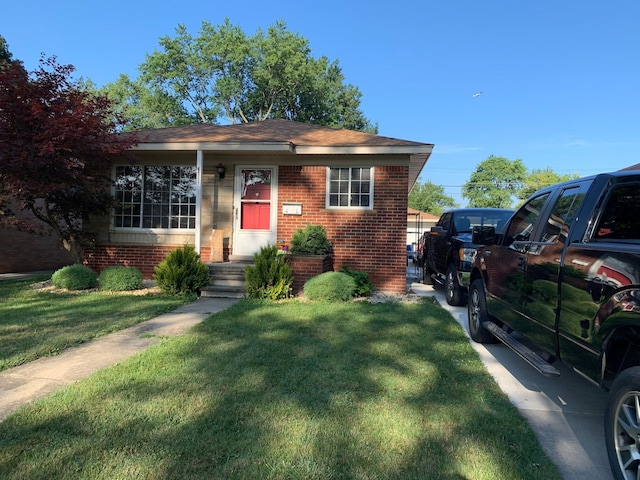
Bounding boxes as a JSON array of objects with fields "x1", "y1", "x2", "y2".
[
  {"x1": 340, "y1": 265, "x2": 375, "y2": 297},
  {"x1": 245, "y1": 245, "x2": 293, "y2": 300},
  {"x1": 289, "y1": 224, "x2": 332, "y2": 255},
  {"x1": 51, "y1": 264, "x2": 98, "y2": 291},
  {"x1": 153, "y1": 245, "x2": 210, "y2": 296},
  {"x1": 98, "y1": 266, "x2": 143, "y2": 291},
  {"x1": 303, "y1": 271, "x2": 356, "y2": 302}
]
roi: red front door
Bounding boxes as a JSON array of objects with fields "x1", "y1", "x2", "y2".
[{"x1": 233, "y1": 167, "x2": 277, "y2": 256}]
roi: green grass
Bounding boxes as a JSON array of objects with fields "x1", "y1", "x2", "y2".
[
  {"x1": 0, "y1": 297, "x2": 562, "y2": 480},
  {"x1": 0, "y1": 276, "x2": 189, "y2": 372}
]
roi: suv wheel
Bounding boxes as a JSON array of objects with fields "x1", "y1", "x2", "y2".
[
  {"x1": 445, "y1": 263, "x2": 464, "y2": 306},
  {"x1": 605, "y1": 367, "x2": 640, "y2": 480},
  {"x1": 468, "y1": 279, "x2": 497, "y2": 344}
]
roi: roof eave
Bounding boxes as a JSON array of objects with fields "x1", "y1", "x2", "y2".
[
  {"x1": 295, "y1": 145, "x2": 433, "y2": 155},
  {"x1": 408, "y1": 147, "x2": 434, "y2": 192}
]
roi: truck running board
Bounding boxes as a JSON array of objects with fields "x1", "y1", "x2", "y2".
[{"x1": 483, "y1": 321, "x2": 561, "y2": 377}]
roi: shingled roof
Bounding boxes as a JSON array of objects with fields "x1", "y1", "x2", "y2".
[
  {"x1": 128, "y1": 119, "x2": 432, "y2": 190},
  {"x1": 134, "y1": 118, "x2": 431, "y2": 149}
]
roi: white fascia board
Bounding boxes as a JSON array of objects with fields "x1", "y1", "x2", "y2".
[
  {"x1": 131, "y1": 142, "x2": 295, "y2": 152},
  {"x1": 294, "y1": 145, "x2": 433, "y2": 155}
]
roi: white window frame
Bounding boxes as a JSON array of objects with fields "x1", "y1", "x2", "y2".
[
  {"x1": 326, "y1": 166, "x2": 374, "y2": 210},
  {"x1": 112, "y1": 165, "x2": 197, "y2": 231}
]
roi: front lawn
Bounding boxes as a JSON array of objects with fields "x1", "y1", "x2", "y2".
[
  {"x1": 0, "y1": 297, "x2": 561, "y2": 479},
  {"x1": 0, "y1": 276, "x2": 189, "y2": 372}
]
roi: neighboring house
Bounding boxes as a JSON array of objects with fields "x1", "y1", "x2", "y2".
[
  {"x1": 0, "y1": 203, "x2": 73, "y2": 274},
  {"x1": 407, "y1": 207, "x2": 439, "y2": 248},
  {"x1": 84, "y1": 119, "x2": 433, "y2": 294}
]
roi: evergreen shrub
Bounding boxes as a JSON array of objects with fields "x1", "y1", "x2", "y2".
[
  {"x1": 289, "y1": 224, "x2": 332, "y2": 255},
  {"x1": 303, "y1": 271, "x2": 356, "y2": 302},
  {"x1": 98, "y1": 266, "x2": 143, "y2": 291},
  {"x1": 245, "y1": 245, "x2": 293, "y2": 300},
  {"x1": 340, "y1": 265, "x2": 375, "y2": 297},
  {"x1": 153, "y1": 245, "x2": 210, "y2": 296},
  {"x1": 51, "y1": 264, "x2": 98, "y2": 290}
]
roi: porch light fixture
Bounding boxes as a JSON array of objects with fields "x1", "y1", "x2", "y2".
[{"x1": 216, "y1": 163, "x2": 226, "y2": 180}]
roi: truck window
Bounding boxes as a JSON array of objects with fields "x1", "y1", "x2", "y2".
[
  {"x1": 506, "y1": 193, "x2": 550, "y2": 248},
  {"x1": 439, "y1": 213, "x2": 452, "y2": 231},
  {"x1": 453, "y1": 217, "x2": 471, "y2": 234},
  {"x1": 594, "y1": 184, "x2": 640, "y2": 241},
  {"x1": 539, "y1": 187, "x2": 585, "y2": 244}
]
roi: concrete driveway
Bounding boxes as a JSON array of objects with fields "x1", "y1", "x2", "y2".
[{"x1": 407, "y1": 276, "x2": 614, "y2": 480}]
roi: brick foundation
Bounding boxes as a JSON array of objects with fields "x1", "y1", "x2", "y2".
[{"x1": 84, "y1": 245, "x2": 212, "y2": 279}]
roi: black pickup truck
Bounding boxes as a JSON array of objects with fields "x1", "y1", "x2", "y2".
[
  {"x1": 419, "y1": 208, "x2": 514, "y2": 306},
  {"x1": 467, "y1": 169, "x2": 640, "y2": 480}
]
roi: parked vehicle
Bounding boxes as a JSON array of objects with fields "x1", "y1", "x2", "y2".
[
  {"x1": 467, "y1": 170, "x2": 640, "y2": 480},
  {"x1": 420, "y1": 208, "x2": 514, "y2": 305}
]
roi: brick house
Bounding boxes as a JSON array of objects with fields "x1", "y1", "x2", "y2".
[
  {"x1": 84, "y1": 119, "x2": 433, "y2": 294},
  {"x1": 0, "y1": 205, "x2": 73, "y2": 273}
]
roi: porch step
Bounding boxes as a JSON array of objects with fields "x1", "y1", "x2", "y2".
[{"x1": 201, "y1": 261, "x2": 250, "y2": 299}]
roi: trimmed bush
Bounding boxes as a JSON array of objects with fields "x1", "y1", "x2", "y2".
[
  {"x1": 153, "y1": 245, "x2": 210, "y2": 296},
  {"x1": 245, "y1": 245, "x2": 293, "y2": 300},
  {"x1": 303, "y1": 271, "x2": 356, "y2": 302},
  {"x1": 51, "y1": 264, "x2": 98, "y2": 291},
  {"x1": 289, "y1": 224, "x2": 332, "y2": 255},
  {"x1": 340, "y1": 265, "x2": 375, "y2": 297},
  {"x1": 98, "y1": 266, "x2": 143, "y2": 291}
]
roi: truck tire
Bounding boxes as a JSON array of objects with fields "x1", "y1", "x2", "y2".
[
  {"x1": 445, "y1": 263, "x2": 464, "y2": 306},
  {"x1": 468, "y1": 279, "x2": 497, "y2": 344},
  {"x1": 605, "y1": 366, "x2": 640, "y2": 480}
]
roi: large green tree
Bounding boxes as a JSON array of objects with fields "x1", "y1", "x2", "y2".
[
  {"x1": 408, "y1": 180, "x2": 458, "y2": 215},
  {"x1": 0, "y1": 35, "x2": 12, "y2": 63},
  {"x1": 0, "y1": 52, "x2": 137, "y2": 263},
  {"x1": 102, "y1": 19, "x2": 377, "y2": 132},
  {"x1": 462, "y1": 155, "x2": 527, "y2": 208},
  {"x1": 518, "y1": 167, "x2": 578, "y2": 202},
  {"x1": 101, "y1": 73, "x2": 191, "y2": 131}
]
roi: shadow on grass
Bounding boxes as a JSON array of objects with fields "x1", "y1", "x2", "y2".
[{"x1": 0, "y1": 299, "x2": 561, "y2": 480}]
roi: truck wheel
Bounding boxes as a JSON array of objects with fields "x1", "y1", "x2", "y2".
[
  {"x1": 605, "y1": 367, "x2": 640, "y2": 480},
  {"x1": 468, "y1": 279, "x2": 497, "y2": 344},
  {"x1": 445, "y1": 263, "x2": 464, "y2": 306}
]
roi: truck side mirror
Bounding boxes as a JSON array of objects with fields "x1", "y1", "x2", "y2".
[
  {"x1": 430, "y1": 226, "x2": 444, "y2": 236},
  {"x1": 472, "y1": 226, "x2": 496, "y2": 245}
]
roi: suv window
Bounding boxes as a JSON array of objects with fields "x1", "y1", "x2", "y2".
[
  {"x1": 594, "y1": 184, "x2": 640, "y2": 241},
  {"x1": 506, "y1": 193, "x2": 550, "y2": 251}
]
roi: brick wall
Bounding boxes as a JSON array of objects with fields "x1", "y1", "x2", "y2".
[
  {"x1": 277, "y1": 165, "x2": 408, "y2": 294},
  {"x1": 0, "y1": 227, "x2": 73, "y2": 273}
]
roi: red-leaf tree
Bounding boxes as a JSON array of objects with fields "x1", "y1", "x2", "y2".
[{"x1": 0, "y1": 53, "x2": 138, "y2": 264}]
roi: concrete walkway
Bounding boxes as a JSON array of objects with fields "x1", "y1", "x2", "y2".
[{"x1": 407, "y1": 273, "x2": 613, "y2": 480}]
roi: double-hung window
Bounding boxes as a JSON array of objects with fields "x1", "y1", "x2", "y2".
[
  {"x1": 113, "y1": 165, "x2": 197, "y2": 229},
  {"x1": 327, "y1": 167, "x2": 373, "y2": 209}
]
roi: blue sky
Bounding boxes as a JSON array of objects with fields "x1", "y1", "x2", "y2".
[{"x1": 3, "y1": 0, "x2": 639, "y2": 206}]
